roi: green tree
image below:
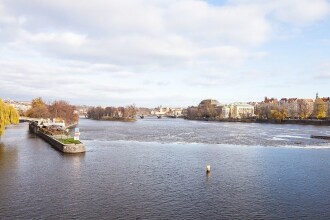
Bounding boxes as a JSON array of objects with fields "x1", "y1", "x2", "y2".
[
  {"x1": 25, "y1": 97, "x2": 50, "y2": 118},
  {"x1": 87, "y1": 105, "x2": 137, "y2": 120},
  {"x1": 126, "y1": 105, "x2": 137, "y2": 118},
  {"x1": 313, "y1": 98, "x2": 327, "y2": 119},
  {"x1": 31, "y1": 97, "x2": 46, "y2": 108},
  {"x1": 0, "y1": 99, "x2": 19, "y2": 136},
  {"x1": 298, "y1": 99, "x2": 313, "y2": 119},
  {"x1": 269, "y1": 107, "x2": 287, "y2": 121}
]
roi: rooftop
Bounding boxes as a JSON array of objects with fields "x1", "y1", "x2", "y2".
[{"x1": 198, "y1": 99, "x2": 221, "y2": 107}]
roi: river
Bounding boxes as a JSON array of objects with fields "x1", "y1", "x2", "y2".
[{"x1": 1, "y1": 118, "x2": 330, "y2": 219}]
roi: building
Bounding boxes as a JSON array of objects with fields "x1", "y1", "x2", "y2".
[
  {"x1": 198, "y1": 99, "x2": 223, "y2": 118},
  {"x1": 193, "y1": 99, "x2": 254, "y2": 119},
  {"x1": 279, "y1": 98, "x2": 299, "y2": 118},
  {"x1": 170, "y1": 108, "x2": 184, "y2": 117},
  {"x1": 186, "y1": 99, "x2": 223, "y2": 119},
  {"x1": 198, "y1": 99, "x2": 221, "y2": 108},
  {"x1": 151, "y1": 106, "x2": 170, "y2": 116},
  {"x1": 151, "y1": 106, "x2": 184, "y2": 117},
  {"x1": 255, "y1": 97, "x2": 279, "y2": 119},
  {"x1": 321, "y1": 97, "x2": 330, "y2": 118},
  {"x1": 4, "y1": 100, "x2": 31, "y2": 114},
  {"x1": 41, "y1": 118, "x2": 66, "y2": 128},
  {"x1": 297, "y1": 99, "x2": 314, "y2": 119},
  {"x1": 263, "y1": 97, "x2": 278, "y2": 104},
  {"x1": 221, "y1": 105, "x2": 231, "y2": 118},
  {"x1": 230, "y1": 103, "x2": 255, "y2": 119}
]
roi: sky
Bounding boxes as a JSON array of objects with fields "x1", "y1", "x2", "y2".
[{"x1": 0, "y1": 0, "x2": 330, "y2": 107}]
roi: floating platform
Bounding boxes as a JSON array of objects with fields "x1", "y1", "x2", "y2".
[
  {"x1": 311, "y1": 135, "x2": 330, "y2": 140},
  {"x1": 29, "y1": 122, "x2": 85, "y2": 153}
]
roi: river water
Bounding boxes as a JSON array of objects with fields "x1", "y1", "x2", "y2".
[{"x1": 1, "y1": 118, "x2": 330, "y2": 219}]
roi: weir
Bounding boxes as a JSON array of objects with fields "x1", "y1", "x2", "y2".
[{"x1": 310, "y1": 135, "x2": 330, "y2": 140}]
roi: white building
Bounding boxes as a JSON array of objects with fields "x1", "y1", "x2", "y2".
[
  {"x1": 222, "y1": 106, "x2": 231, "y2": 118},
  {"x1": 41, "y1": 119, "x2": 66, "y2": 128},
  {"x1": 5, "y1": 100, "x2": 31, "y2": 113},
  {"x1": 170, "y1": 108, "x2": 184, "y2": 117},
  {"x1": 230, "y1": 103, "x2": 255, "y2": 119},
  {"x1": 151, "y1": 106, "x2": 184, "y2": 117},
  {"x1": 151, "y1": 106, "x2": 170, "y2": 116}
]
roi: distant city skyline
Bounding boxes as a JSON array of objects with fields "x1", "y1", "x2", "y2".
[
  {"x1": 3, "y1": 93, "x2": 326, "y2": 109},
  {"x1": 1, "y1": 0, "x2": 330, "y2": 107}
]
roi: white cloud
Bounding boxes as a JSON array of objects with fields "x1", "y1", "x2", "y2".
[
  {"x1": 1, "y1": 0, "x2": 272, "y2": 62},
  {"x1": 25, "y1": 31, "x2": 86, "y2": 46},
  {"x1": 230, "y1": 0, "x2": 330, "y2": 26},
  {"x1": 0, "y1": 0, "x2": 329, "y2": 106},
  {"x1": 165, "y1": 1, "x2": 271, "y2": 46},
  {"x1": 272, "y1": 0, "x2": 330, "y2": 26}
]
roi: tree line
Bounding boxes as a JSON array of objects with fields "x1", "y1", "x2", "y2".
[
  {"x1": 87, "y1": 105, "x2": 137, "y2": 120},
  {"x1": 186, "y1": 98, "x2": 329, "y2": 120},
  {"x1": 186, "y1": 103, "x2": 221, "y2": 120},
  {"x1": 255, "y1": 98, "x2": 328, "y2": 120},
  {"x1": 25, "y1": 98, "x2": 79, "y2": 124},
  {"x1": 0, "y1": 99, "x2": 19, "y2": 135}
]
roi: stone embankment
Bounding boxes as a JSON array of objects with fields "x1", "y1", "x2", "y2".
[
  {"x1": 29, "y1": 122, "x2": 85, "y2": 153},
  {"x1": 185, "y1": 118, "x2": 330, "y2": 126},
  {"x1": 256, "y1": 119, "x2": 330, "y2": 126}
]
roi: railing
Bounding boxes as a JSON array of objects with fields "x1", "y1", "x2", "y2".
[{"x1": 19, "y1": 116, "x2": 41, "y2": 122}]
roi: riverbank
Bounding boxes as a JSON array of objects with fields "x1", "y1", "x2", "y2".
[
  {"x1": 185, "y1": 118, "x2": 330, "y2": 126},
  {"x1": 91, "y1": 117, "x2": 136, "y2": 122}
]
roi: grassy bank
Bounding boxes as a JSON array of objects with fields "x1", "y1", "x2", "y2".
[{"x1": 58, "y1": 138, "x2": 81, "y2": 144}]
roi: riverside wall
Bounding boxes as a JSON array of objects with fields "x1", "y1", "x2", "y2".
[
  {"x1": 185, "y1": 118, "x2": 330, "y2": 126},
  {"x1": 29, "y1": 123, "x2": 85, "y2": 153}
]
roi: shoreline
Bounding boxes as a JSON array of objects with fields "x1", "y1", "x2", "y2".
[
  {"x1": 185, "y1": 118, "x2": 330, "y2": 126},
  {"x1": 90, "y1": 117, "x2": 137, "y2": 122}
]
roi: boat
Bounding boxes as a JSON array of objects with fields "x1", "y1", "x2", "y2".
[
  {"x1": 157, "y1": 115, "x2": 162, "y2": 119},
  {"x1": 140, "y1": 115, "x2": 144, "y2": 119}
]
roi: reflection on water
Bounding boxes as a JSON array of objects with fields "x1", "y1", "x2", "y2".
[
  {"x1": 62, "y1": 153, "x2": 85, "y2": 181},
  {"x1": 0, "y1": 140, "x2": 18, "y2": 178},
  {"x1": 0, "y1": 120, "x2": 330, "y2": 219},
  {"x1": 0, "y1": 139, "x2": 19, "y2": 214},
  {"x1": 0, "y1": 142, "x2": 18, "y2": 167}
]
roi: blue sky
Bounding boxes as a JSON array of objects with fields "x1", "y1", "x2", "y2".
[{"x1": 0, "y1": 0, "x2": 329, "y2": 107}]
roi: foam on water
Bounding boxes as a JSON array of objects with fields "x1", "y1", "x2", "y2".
[
  {"x1": 275, "y1": 135, "x2": 310, "y2": 139},
  {"x1": 79, "y1": 118, "x2": 329, "y2": 147}
]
